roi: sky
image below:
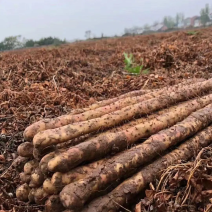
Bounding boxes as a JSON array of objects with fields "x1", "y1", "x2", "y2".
[{"x1": 0, "y1": 0, "x2": 210, "y2": 41}]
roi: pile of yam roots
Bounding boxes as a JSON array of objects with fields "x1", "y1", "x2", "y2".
[{"x1": 16, "y1": 78, "x2": 212, "y2": 212}]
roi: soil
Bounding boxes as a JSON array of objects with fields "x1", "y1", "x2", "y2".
[{"x1": 0, "y1": 27, "x2": 212, "y2": 211}]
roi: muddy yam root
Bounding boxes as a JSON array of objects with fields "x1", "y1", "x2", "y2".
[
  {"x1": 48, "y1": 94, "x2": 212, "y2": 172},
  {"x1": 24, "y1": 160, "x2": 39, "y2": 175},
  {"x1": 19, "y1": 172, "x2": 31, "y2": 184},
  {"x1": 16, "y1": 183, "x2": 30, "y2": 202},
  {"x1": 45, "y1": 195, "x2": 65, "y2": 212},
  {"x1": 47, "y1": 159, "x2": 105, "y2": 194},
  {"x1": 82, "y1": 125, "x2": 212, "y2": 212},
  {"x1": 24, "y1": 89, "x2": 153, "y2": 141},
  {"x1": 24, "y1": 78, "x2": 205, "y2": 140},
  {"x1": 59, "y1": 104, "x2": 212, "y2": 209},
  {"x1": 33, "y1": 78, "x2": 212, "y2": 150},
  {"x1": 17, "y1": 142, "x2": 33, "y2": 158},
  {"x1": 29, "y1": 168, "x2": 45, "y2": 188}
]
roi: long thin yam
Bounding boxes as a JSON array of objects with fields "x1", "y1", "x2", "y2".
[
  {"x1": 40, "y1": 147, "x2": 73, "y2": 175},
  {"x1": 34, "y1": 187, "x2": 49, "y2": 205},
  {"x1": 48, "y1": 94, "x2": 212, "y2": 172},
  {"x1": 34, "y1": 78, "x2": 212, "y2": 150},
  {"x1": 34, "y1": 133, "x2": 92, "y2": 161},
  {"x1": 16, "y1": 183, "x2": 30, "y2": 202},
  {"x1": 82, "y1": 125, "x2": 212, "y2": 212},
  {"x1": 19, "y1": 172, "x2": 31, "y2": 184},
  {"x1": 72, "y1": 89, "x2": 152, "y2": 114},
  {"x1": 48, "y1": 159, "x2": 105, "y2": 194},
  {"x1": 28, "y1": 188, "x2": 36, "y2": 203},
  {"x1": 71, "y1": 78, "x2": 204, "y2": 115},
  {"x1": 29, "y1": 168, "x2": 45, "y2": 188},
  {"x1": 45, "y1": 195, "x2": 65, "y2": 212},
  {"x1": 39, "y1": 107, "x2": 171, "y2": 171},
  {"x1": 43, "y1": 178, "x2": 58, "y2": 195},
  {"x1": 25, "y1": 78, "x2": 204, "y2": 141},
  {"x1": 17, "y1": 142, "x2": 33, "y2": 158},
  {"x1": 24, "y1": 89, "x2": 153, "y2": 140},
  {"x1": 24, "y1": 160, "x2": 39, "y2": 175},
  {"x1": 40, "y1": 152, "x2": 56, "y2": 175},
  {"x1": 12, "y1": 156, "x2": 29, "y2": 172},
  {"x1": 59, "y1": 104, "x2": 212, "y2": 209}
]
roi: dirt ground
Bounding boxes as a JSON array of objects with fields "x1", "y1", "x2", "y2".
[{"x1": 0, "y1": 27, "x2": 212, "y2": 211}]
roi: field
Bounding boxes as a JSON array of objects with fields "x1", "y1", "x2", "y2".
[{"x1": 0, "y1": 27, "x2": 212, "y2": 212}]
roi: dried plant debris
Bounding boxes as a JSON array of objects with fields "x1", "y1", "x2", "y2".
[{"x1": 136, "y1": 147, "x2": 212, "y2": 212}]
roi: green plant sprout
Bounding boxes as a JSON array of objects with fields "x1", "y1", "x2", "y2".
[
  {"x1": 187, "y1": 31, "x2": 198, "y2": 35},
  {"x1": 123, "y1": 52, "x2": 149, "y2": 75}
]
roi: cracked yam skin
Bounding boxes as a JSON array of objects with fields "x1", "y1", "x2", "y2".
[
  {"x1": 33, "y1": 78, "x2": 212, "y2": 150},
  {"x1": 48, "y1": 93, "x2": 212, "y2": 172},
  {"x1": 59, "y1": 104, "x2": 212, "y2": 209},
  {"x1": 82, "y1": 125, "x2": 212, "y2": 212}
]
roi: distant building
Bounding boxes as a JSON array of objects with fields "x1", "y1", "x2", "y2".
[
  {"x1": 184, "y1": 16, "x2": 201, "y2": 28},
  {"x1": 150, "y1": 23, "x2": 168, "y2": 32},
  {"x1": 177, "y1": 21, "x2": 184, "y2": 28}
]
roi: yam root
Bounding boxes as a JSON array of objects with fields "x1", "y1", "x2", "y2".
[
  {"x1": 39, "y1": 105, "x2": 170, "y2": 166},
  {"x1": 29, "y1": 168, "x2": 45, "y2": 188},
  {"x1": 24, "y1": 90, "x2": 154, "y2": 141},
  {"x1": 19, "y1": 172, "x2": 31, "y2": 184},
  {"x1": 24, "y1": 160, "x2": 39, "y2": 175},
  {"x1": 48, "y1": 94, "x2": 212, "y2": 172},
  {"x1": 17, "y1": 142, "x2": 33, "y2": 158},
  {"x1": 16, "y1": 183, "x2": 30, "y2": 202},
  {"x1": 82, "y1": 125, "x2": 212, "y2": 212},
  {"x1": 71, "y1": 78, "x2": 204, "y2": 115},
  {"x1": 43, "y1": 178, "x2": 58, "y2": 195},
  {"x1": 34, "y1": 187, "x2": 49, "y2": 205},
  {"x1": 34, "y1": 78, "x2": 212, "y2": 150},
  {"x1": 28, "y1": 188, "x2": 35, "y2": 203},
  {"x1": 45, "y1": 195, "x2": 65, "y2": 212},
  {"x1": 48, "y1": 159, "x2": 105, "y2": 194},
  {"x1": 11, "y1": 156, "x2": 29, "y2": 172},
  {"x1": 39, "y1": 148, "x2": 69, "y2": 175},
  {"x1": 40, "y1": 102, "x2": 176, "y2": 173},
  {"x1": 24, "y1": 78, "x2": 204, "y2": 141},
  {"x1": 34, "y1": 133, "x2": 92, "y2": 161},
  {"x1": 69, "y1": 89, "x2": 152, "y2": 115},
  {"x1": 59, "y1": 104, "x2": 212, "y2": 209}
]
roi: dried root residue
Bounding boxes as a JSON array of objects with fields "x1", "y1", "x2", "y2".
[{"x1": 136, "y1": 147, "x2": 212, "y2": 212}]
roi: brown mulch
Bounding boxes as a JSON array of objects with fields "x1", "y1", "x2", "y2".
[{"x1": 0, "y1": 27, "x2": 212, "y2": 212}]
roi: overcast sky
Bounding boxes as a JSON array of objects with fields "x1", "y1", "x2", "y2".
[{"x1": 0, "y1": 0, "x2": 210, "y2": 41}]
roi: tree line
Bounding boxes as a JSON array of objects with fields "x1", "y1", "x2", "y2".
[
  {"x1": 0, "y1": 4, "x2": 211, "y2": 51},
  {"x1": 0, "y1": 36, "x2": 67, "y2": 51},
  {"x1": 124, "y1": 3, "x2": 211, "y2": 35}
]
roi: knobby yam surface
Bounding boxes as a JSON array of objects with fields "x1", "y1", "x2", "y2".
[
  {"x1": 16, "y1": 183, "x2": 30, "y2": 202},
  {"x1": 46, "y1": 159, "x2": 105, "y2": 194},
  {"x1": 33, "y1": 78, "x2": 212, "y2": 150},
  {"x1": 59, "y1": 104, "x2": 212, "y2": 209},
  {"x1": 24, "y1": 89, "x2": 152, "y2": 140},
  {"x1": 48, "y1": 93, "x2": 212, "y2": 172},
  {"x1": 24, "y1": 79, "x2": 201, "y2": 140},
  {"x1": 23, "y1": 160, "x2": 39, "y2": 175},
  {"x1": 17, "y1": 142, "x2": 33, "y2": 158},
  {"x1": 82, "y1": 125, "x2": 212, "y2": 212},
  {"x1": 29, "y1": 168, "x2": 45, "y2": 188}
]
